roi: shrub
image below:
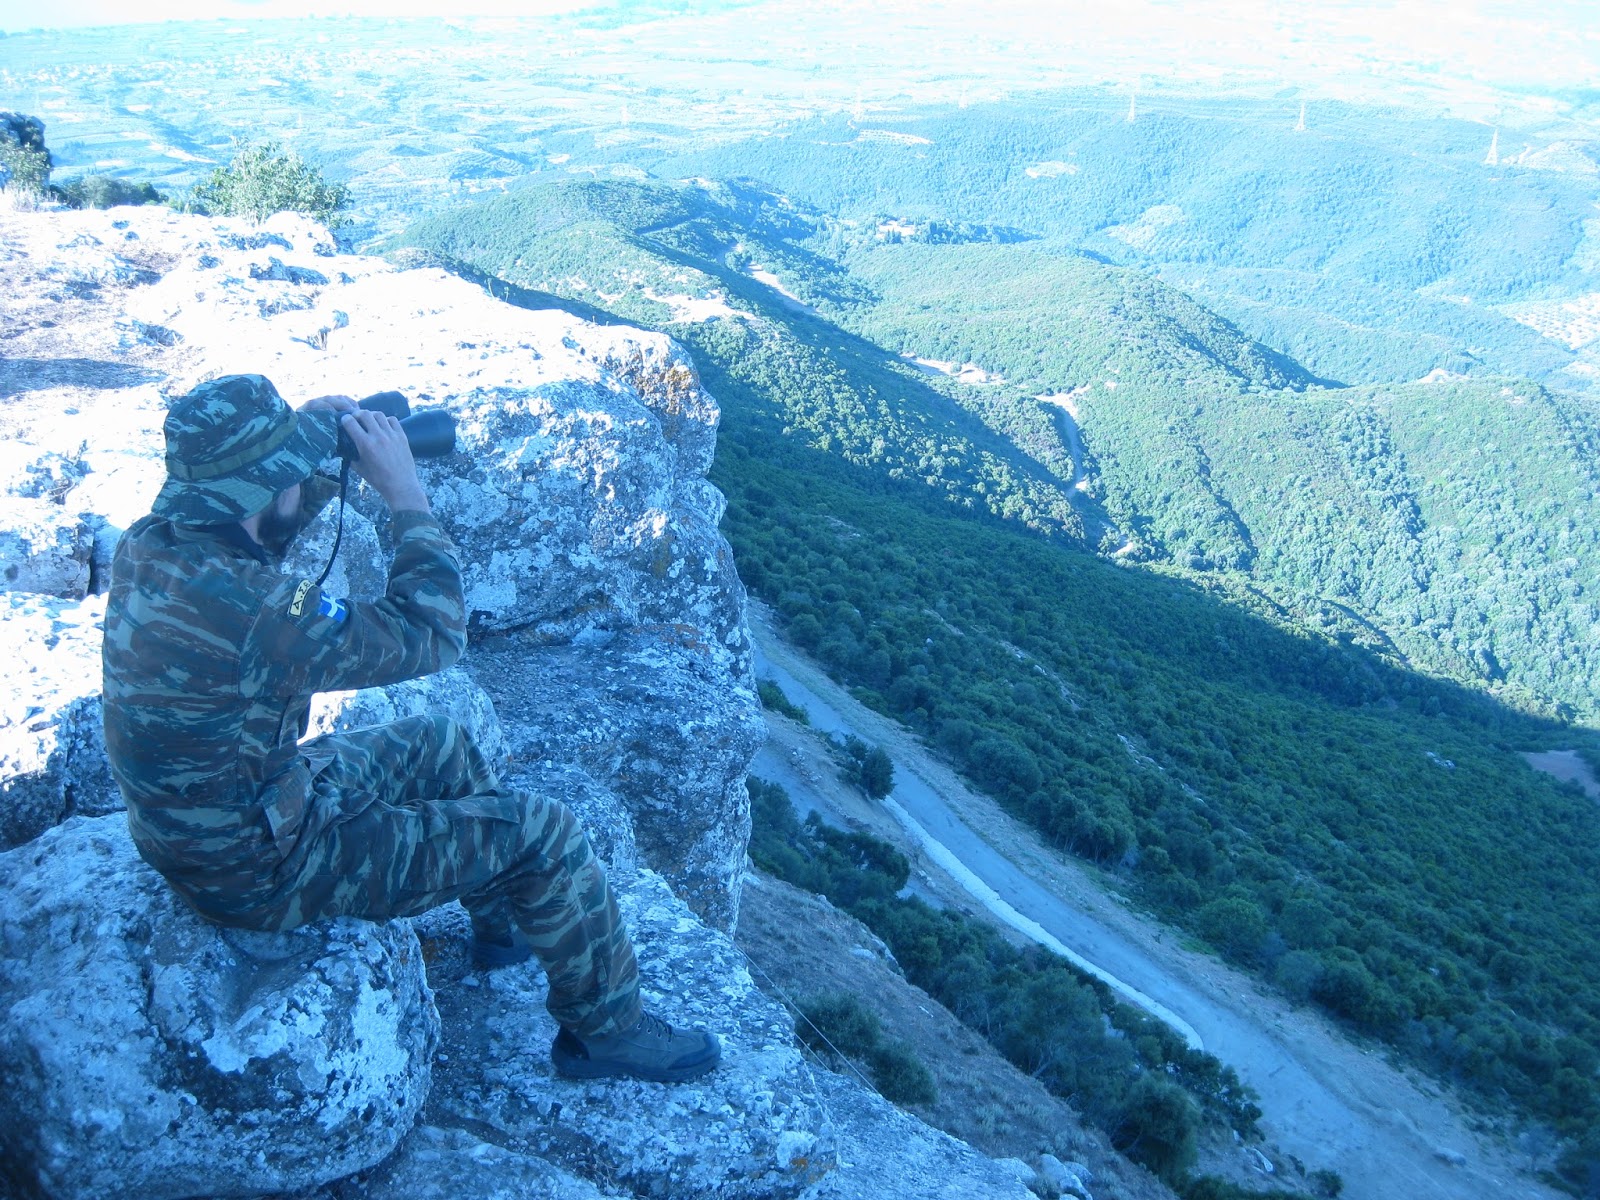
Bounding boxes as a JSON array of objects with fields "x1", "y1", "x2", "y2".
[
  {"x1": 838, "y1": 734, "x2": 896, "y2": 799},
  {"x1": 0, "y1": 144, "x2": 50, "y2": 200},
  {"x1": 798, "y1": 991, "x2": 880, "y2": 1059},
  {"x1": 757, "y1": 678, "x2": 810, "y2": 724},
  {"x1": 1196, "y1": 895, "x2": 1270, "y2": 964},
  {"x1": 868, "y1": 1040, "x2": 938, "y2": 1105},
  {"x1": 61, "y1": 175, "x2": 163, "y2": 209},
  {"x1": 797, "y1": 991, "x2": 937, "y2": 1106},
  {"x1": 1113, "y1": 1073, "x2": 1201, "y2": 1180},
  {"x1": 190, "y1": 140, "x2": 348, "y2": 227}
]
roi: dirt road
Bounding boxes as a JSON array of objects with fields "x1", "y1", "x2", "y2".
[{"x1": 747, "y1": 603, "x2": 1559, "y2": 1200}]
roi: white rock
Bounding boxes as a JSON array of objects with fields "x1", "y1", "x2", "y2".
[
  {"x1": 423, "y1": 865, "x2": 834, "y2": 1200},
  {"x1": 0, "y1": 593, "x2": 119, "y2": 849},
  {"x1": 0, "y1": 496, "x2": 92, "y2": 597},
  {"x1": 0, "y1": 815, "x2": 438, "y2": 1200},
  {"x1": 470, "y1": 635, "x2": 763, "y2": 930},
  {"x1": 307, "y1": 665, "x2": 508, "y2": 775},
  {"x1": 332, "y1": 1124, "x2": 609, "y2": 1200}
]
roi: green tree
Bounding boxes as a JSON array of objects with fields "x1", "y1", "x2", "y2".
[
  {"x1": 1196, "y1": 896, "x2": 1270, "y2": 964},
  {"x1": 0, "y1": 143, "x2": 50, "y2": 199},
  {"x1": 61, "y1": 175, "x2": 163, "y2": 209},
  {"x1": 1114, "y1": 1073, "x2": 1201, "y2": 1180},
  {"x1": 861, "y1": 745, "x2": 895, "y2": 799},
  {"x1": 190, "y1": 140, "x2": 349, "y2": 227}
]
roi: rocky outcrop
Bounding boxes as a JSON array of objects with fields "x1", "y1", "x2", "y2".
[
  {"x1": 0, "y1": 593, "x2": 119, "y2": 849},
  {"x1": 0, "y1": 497, "x2": 91, "y2": 596},
  {"x1": 0, "y1": 815, "x2": 437, "y2": 1200},
  {"x1": 0, "y1": 203, "x2": 758, "y2": 927},
  {"x1": 407, "y1": 868, "x2": 836, "y2": 1200},
  {"x1": 0, "y1": 205, "x2": 1033, "y2": 1200}
]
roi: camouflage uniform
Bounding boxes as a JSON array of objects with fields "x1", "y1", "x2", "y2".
[{"x1": 101, "y1": 375, "x2": 641, "y2": 1038}]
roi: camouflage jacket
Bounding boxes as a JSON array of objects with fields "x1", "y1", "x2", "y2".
[{"x1": 101, "y1": 488, "x2": 467, "y2": 918}]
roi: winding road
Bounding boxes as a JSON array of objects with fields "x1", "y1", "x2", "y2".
[{"x1": 747, "y1": 605, "x2": 1558, "y2": 1200}]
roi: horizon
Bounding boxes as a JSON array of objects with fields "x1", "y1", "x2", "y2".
[{"x1": 3, "y1": 0, "x2": 1598, "y2": 122}]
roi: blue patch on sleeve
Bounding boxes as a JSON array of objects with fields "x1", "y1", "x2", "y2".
[{"x1": 317, "y1": 595, "x2": 349, "y2": 623}]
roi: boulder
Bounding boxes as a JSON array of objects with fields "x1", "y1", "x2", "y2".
[
  {"x1": 418, "y1": 865, "x2": 835, "y2": 1200},
  {"x1": 470, "y1": 634, "x2": 763, "y2": 930},
  {"x1": 0, "y1": 593, "x2": 119, "y2": 849},
  {"x1": 307, "y1": 665, "x2": 508, "y2": 774},
  {"x1": 328, "y1": 1124, "x2": 610, "y2": 1200},
  {"x1": 417, "y1": 370, "x2": 750, "y2": 676},
  {"x1": 0, "y1": 496, "x2": 92, "y2": 597},
  {"x1": 0, "y1": 815, "x2": 438, "y2": 1200},
  {"x1": 1037, "y1": 1153, "x2": 1093, "y2": 1198}
]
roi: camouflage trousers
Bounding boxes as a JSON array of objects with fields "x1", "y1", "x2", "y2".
[{"x1": 260, "y1": 714, "x2": 640, "y2": 1038}]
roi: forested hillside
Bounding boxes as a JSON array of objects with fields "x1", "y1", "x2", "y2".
[
  {"x1": 399, "y1": 175, "x2": 1600, "y2": 1189},
  {"x1": 838, "y1": 241, "x2": 1600, "y2": 718},
  {"x1": 647, "y1": 98, "x2": 1599, "y2": 388}
]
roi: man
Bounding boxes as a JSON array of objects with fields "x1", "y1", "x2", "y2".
[{"x1": 101, "y1": 374, "x2": 719, "y2": 1084}]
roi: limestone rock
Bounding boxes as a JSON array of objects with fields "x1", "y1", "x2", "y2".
[
  {"x1": 0, "y1": 593, "x2": 119, "y2": 849},
  {"x1": 307, "y1": 665, "x2": 508, "y2": 775},
  {"x1": 0, "y1": 443, "x2": 89, "y2": 504},
  {"x1": 470, "y1": 634, "x2": 763, "y2": 930},
  {"x1": 1037, "y1": 1153, "x2": 1093, "y2": 1198},
  {"x1": 798, "y1": 1068, "x2": 1036, "y2": 1200},
  {"x1": 0, "y1": 815, "x2": 438, "y2": 1200},
  {"x1": 422, "y1": 864, "x2": 835, "y2": 1200},
  {"x1": 0, "y1": 496, "x2": 92, "y2": 597},
  {"x1": 328, "y1": 1124, "x2": 610, "y2": 1200},
  {"x1": 415, "y1": 368, "x2": 750, "y2": 678}
]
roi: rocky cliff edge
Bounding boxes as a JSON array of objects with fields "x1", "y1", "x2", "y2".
[{"x1": 0, "y1": 205, "x2": 1033, "y2": 1200}]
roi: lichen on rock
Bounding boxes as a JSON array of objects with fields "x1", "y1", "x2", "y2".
[{"x1": 0, "y1": 815, "x2": 438, "y2": 1200}]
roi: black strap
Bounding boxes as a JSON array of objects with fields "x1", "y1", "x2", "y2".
[{"x1": 315, "y1": 458, "x2": 352, "y2": 588}]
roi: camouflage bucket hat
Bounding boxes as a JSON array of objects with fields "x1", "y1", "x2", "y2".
[{"x1": 151, "y1": 374, "x2": 338, "y2": 524}]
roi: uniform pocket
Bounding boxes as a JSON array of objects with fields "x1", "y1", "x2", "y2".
[{"x1": 260, "y1": 774, "x2": 309, "y2": 859}]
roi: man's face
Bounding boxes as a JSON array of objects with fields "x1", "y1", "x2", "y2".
[{"x1": 255, "y1": 482, "x2": 304, "y2": 556}]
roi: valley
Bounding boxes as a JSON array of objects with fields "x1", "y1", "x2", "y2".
[
  {"x1": 748, "y1": 603, "x2": 1561, "y2": 1200},
  {"x1": 5, "y1": 6, "x2": 1600, "y2": 1193}
]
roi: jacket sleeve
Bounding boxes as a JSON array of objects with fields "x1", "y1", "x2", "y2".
[{"x1": 241, "y1": 510, "x2": 468, "y2": 699}]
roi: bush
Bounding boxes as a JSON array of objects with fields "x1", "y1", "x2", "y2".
[
  {"x1": 796, "y1": 991, "x2": 938, "y2": 1106},
  {"x1": 61, "y1": 175, "x2": 163, "y2": 210},
  {"x1": 838, "y1": 734, "x2": 895, "y2": 799},
  {"x1": 798, "y1": 991, "x2": 881, "y2": 1059},
  {"x1": 1113, "y1": 1073, "x2": 1201, "y2": 1180},
  {"x1": 1196, "y1": 895, "x2": 1270, "y2": 964},
  {"x1": 868, "y1": 1040, "x2": 938, "y2": 1105},
  {"x1": 757, "y1": 678, "x2": 810, "y2": 724},
  {"x1": 0, "y1": 143, "x2": 50, "y2": 200},
  {"x1": 190, "y1": 140, "x2": 348, "y2": 227}
]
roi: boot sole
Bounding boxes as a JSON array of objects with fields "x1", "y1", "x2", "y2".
[{"x1": 551, "y1": 1043, "x2": 721, "y2": 1084}]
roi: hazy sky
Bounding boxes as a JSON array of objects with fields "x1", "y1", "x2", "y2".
[
  {"x1": 3, "y1": 0, "x2": 1597, "y2": 121},
  {"x1": 0, "y1": 0, "x2": 591, "y2": 25}
]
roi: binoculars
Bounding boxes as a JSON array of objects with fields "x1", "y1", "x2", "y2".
[{"x1": 338, "y1": 391, "x2": 457, "y2": 462}]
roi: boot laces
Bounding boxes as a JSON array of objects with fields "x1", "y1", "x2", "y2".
[{"x1": 635, "y1": 1011, "x2": 677, "y2": 1042}]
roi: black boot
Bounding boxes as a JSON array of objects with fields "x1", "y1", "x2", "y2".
[{"x1": 552, "y1": 1010, "x2": 721, "y2": 1083}]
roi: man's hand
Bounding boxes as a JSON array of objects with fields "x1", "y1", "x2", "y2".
[
  {"x1": 299, "y1": 393, "x2": 359, "y2": 416},
  {"x1": 340, "y1": 410, "x2": 431, "y2": 514}
]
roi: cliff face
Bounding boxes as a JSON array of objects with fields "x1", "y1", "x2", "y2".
[{"x1": 0, "y1": 206, "x2": 1032, "y2": 1200}]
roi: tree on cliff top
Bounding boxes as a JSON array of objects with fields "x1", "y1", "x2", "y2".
[
  {"x1": 1, "y1": 111, "x2": 52, "y2": 204},
  {"x1": 190, "y1": 141, "x2": 348, "y2": 227}
]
